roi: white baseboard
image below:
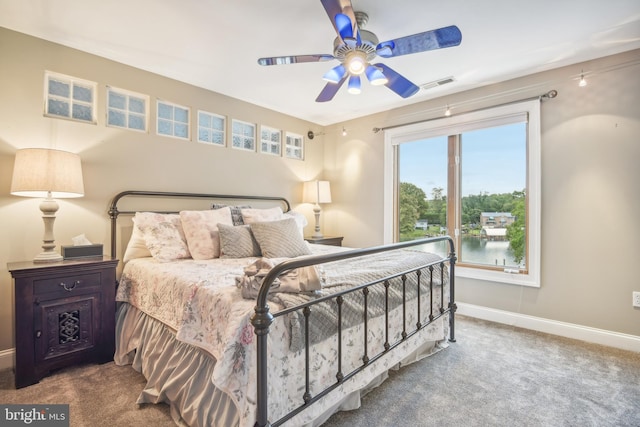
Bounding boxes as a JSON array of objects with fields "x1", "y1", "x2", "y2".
[
  {"x1": 0, "y1": 348, "x2": 14, "y2": 371},
  {"x1": 456, "y1": 302, "x2": 640, "y2": 353}
]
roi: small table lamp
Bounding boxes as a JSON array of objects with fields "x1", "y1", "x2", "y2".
[
  {"x1": 10, "y1": 148, "x2": 84, "y2": 263},
  {"x1": 303, "y1": 180, "x2": 331, "y2": 238}
]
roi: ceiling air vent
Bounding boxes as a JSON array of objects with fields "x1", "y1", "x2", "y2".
[{"x1": 421, "y1": 76, "x2": 455, "y2": 90}]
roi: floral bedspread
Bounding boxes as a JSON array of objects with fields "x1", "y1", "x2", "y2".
[{"x1": 116, "y1": 245, "x2": 449, "y2": 427}]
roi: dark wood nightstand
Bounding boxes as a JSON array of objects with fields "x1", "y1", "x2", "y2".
[
  {"x1": 7, "y1": 256, "x2": 118, "y2": 388},
  {"x1": 304, "y1": 236, "x2": 344, "y2": 246}
]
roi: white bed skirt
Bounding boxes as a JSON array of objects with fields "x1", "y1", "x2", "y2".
[{"x1": 114, "y1": 302, "x2": 449, "y2": 427}]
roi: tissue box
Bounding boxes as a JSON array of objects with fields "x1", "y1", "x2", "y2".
[{"x1": 61, "y1": 244, "x2": 104, "y2": 260}]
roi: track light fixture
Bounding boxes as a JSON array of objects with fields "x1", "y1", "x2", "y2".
[{"x1": 579, "y1": 70, "x2": 587, "y2": 87}]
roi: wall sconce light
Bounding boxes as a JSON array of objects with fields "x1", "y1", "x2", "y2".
[
  {"x1": 307, "y1": 130, "x2": 326, "y2": 140},
  {"x1": 10, "y1": 148, "x2": 85, "y2": 263},
  {"x1": 342, "y1": 127, "x2": 347, "y2": 136},
  {"x1": 444, "y1": 105, "x2": 452, "y2": 116}
]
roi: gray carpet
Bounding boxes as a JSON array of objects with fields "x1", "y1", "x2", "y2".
[{"x1": 0, "y1": 316, "x2": 638, "y2": 427}]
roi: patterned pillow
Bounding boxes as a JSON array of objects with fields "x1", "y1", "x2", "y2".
[
  {"x1": 240, "y1": 207, "x2": 284, "y2": 224},
  {"x1": 212, "y1": 204, "x2": 251, "y2": 226},
  {"x1": 180, "y1": 207, "x2": 233, "y2": 260},
  {"x1": 134, "y1": 212, "x2": 190, "y2": 262},
  {"x1": 217, "y1": 224, "x2": 262, "y2": 258},
  {"x1": 250, "y1": 218, "x2": 312, "y2": 258}
]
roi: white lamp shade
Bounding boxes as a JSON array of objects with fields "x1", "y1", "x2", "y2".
[
  {"x1": 11, "y1": 148, "x2": 84, "y2": 198},
  {"x1": 303, "y1": 180, "x2": 331, "y2": 204}
]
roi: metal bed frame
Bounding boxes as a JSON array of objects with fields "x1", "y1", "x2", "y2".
[{"x1": 108, "y1": 190, "x2": 457, "y2": 427}]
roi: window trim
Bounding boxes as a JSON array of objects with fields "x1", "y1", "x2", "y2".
[
  {"x1": 284, "y1": 131, "x2": 304, "y2": 160},
  {"x1": 197, "y1": 110, "x2": 226, "y2": 147},
  {"x1": 156, "y1": 99, "x2": 191, "y2": 141},
  {"x1": 231, "y1": 119, "x2": 257, "y2": 151},
  {"x1": 106, "y1": 86, "x2": 149, "y2": 132},
  {"x1": 43, "y1": 71, "x2": 97, "y2": 124},
  {"x1": 384, "y1": 100, "x2": 541, "y2": 287}
]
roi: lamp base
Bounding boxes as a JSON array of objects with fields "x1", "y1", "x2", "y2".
[{"x1": 33, "y1": 251, "x2": 63, "y2": 263}]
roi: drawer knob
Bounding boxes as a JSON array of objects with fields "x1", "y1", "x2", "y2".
[
  {"x1": 59, "y1": 280, "x2": 80, "y2": 292},
  {"x1": 35, "y1": 330, "x2": 42, "y2": 339}
]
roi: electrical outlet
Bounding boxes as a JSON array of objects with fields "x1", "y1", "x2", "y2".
[{"x1": 633, "y1": 292, "x2": 640, "y2": 308}]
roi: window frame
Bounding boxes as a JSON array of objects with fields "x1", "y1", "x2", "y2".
[
  {"x1": 384, "y1": 100, "x2": 541, "y2": 287},
  {"x1": 106, "y1": 86, "x2": 149, "y2": 132},
  {"x1": 197, "y1": 110, "x2": 226, "y2": 147},
  {"x1": 156, "y1": 99, "x2": 190, "y2": 141},
  {"x1": 231, "y1": 119, "x2": 257, "y2": 151},
  {"x1": 260, "y1": 125, "x2": 282, "y2": 156},
  {"x1": 285, "y1": 131, "x2": 304, "y2": 160},
  {"x1": 43, "y1": 71, "x2": 97, "y2": 124}
]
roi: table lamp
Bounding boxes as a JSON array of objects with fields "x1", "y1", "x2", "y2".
[
  {"x1": 10, "y1": 148, "x2": 84, "y2": 263},
  {"x1": 303, "y1": 180, "x2": 331, "y2": 238}
]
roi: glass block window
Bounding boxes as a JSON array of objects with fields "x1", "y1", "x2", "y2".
[
  {"x1": 260, "y1": 126, "x2": 282, "y2": 156},
  {"x1": 157, "y1": 100, "x2": 190, "y2": 140},
  {"x1": 44, "y1": 71, "x2": 97, "y2": 124},
  {"x1": 106, "y1": 86, "x2": 149, "y2": 132},
  {"x1": 197, "y1": 110, "x2": 226, "y2": 146},
  {"x1": 285, "y1": 132, "x2": 304, "y2": 160},
  {"x1": 231, "y1": 119, "x2": 256, "y2": 151}
]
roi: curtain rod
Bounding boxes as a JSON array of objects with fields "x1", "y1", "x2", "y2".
[{"x1": 372, "y1": 89, "x2": 558, "y2": 133}]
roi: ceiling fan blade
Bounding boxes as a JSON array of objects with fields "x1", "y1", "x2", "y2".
[
  {"x1": 316, "y1": 76, "x2": 347, "y2": 102},
  {"x1": 258, "y1": 54, "x2": 334, "y2": 66},
  {"x1": 376, "y1": 25, "x2": 462, "y2": 58},
  {"x1": 321, "y1": 0, "x2": 358, "y2": 42},
  {"x1": 374, "y1": 63, "x2": 420, "y2": 98}
]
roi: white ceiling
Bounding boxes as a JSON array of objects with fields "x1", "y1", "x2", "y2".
[{"x1": 1, "y1": 0, "x2": 639, "y2": 126}]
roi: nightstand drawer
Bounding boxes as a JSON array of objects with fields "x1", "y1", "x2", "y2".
[{"x1": 34, "y1": 272, "x2": 102, "y2": 298}]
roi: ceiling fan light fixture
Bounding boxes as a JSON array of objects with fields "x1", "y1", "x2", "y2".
[
  {"x1": 323, "y1": 64, "x2": 346, "y2": 83},
  {"x1": 347, "y1": 75, "x2": 362, "y2": 94},
  {"x1": 346, "y1": 51, "x2": 367, "y2": 75},
  {"x1": 365, "y1": 65, "x2": 387, "y2": 86}
]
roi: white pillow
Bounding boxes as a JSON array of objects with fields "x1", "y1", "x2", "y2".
[
  {"x1": 240, "y1": 207, "x2": 284, "y2": 224},
  {"x1": 180, "y1": 207, "x2": 233, "y2": 260},
  {"x1": 122, "y1": 219, "x2": 152, "y2": 263},
  {"x1": 283, "y1": 210, "x2": 308, "y2": 237},
  {"x1": 134, "y1": 212, "x2": 191, "y2": 262}
]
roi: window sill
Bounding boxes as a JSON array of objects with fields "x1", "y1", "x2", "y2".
[{"x1": 456, "y1": 265, "x2": 540, "y2": 287}]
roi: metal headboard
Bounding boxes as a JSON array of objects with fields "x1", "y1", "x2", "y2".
[{"x1": 108, "y1": 190, "x2": 291, "y2": 259}]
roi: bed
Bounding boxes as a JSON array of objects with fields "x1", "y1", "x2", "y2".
[{"x1": 109, "y1": 190, "x2": 457, "y2": 427}]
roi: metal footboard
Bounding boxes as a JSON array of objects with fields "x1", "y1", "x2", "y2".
[{"x1": 252, "y1": 236, "x2": 457, "y2": 427}]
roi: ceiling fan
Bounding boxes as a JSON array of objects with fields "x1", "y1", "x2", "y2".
[{"x1": 257, "y1": 0, "x2": 462, "y2": 102}]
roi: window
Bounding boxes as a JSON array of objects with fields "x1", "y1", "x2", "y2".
[
  {"x1": 44, "y1": 71, "x2": 97, "y2": 124},
  {"x1": 197, "y1": 110, "x2": 226, "y2": 146},
  {"x1": 384, "y1": 100, "x2": 541, "y2": 287},
  {"x1": 285, "y1": 132, "x2": 304, "y2": 160},
  {"x1": 106, "y1": 86, "x2": 149, "y2": 132},
  {"x1": 157, "y1": 100, "x2": 190, "y2": 140},
  {"x1": 231, "y1": 119, "x2": 256, "y2": 151},
  {"x1": 260, "y1": 126, "x2": 282, "y2": 156}
]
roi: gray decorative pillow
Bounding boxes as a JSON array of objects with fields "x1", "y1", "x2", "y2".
[
  {"x1": 212, "y1": 204, "x2": 251, "y2": 226},
  {"x1": 250, "y1": 218, "x2": 312, "y2": 258},
  {"x1": 217, "y1": 224, "x2": 261, "y2": 258}
]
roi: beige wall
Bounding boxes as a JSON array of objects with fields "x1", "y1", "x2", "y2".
[
  {"x1": 1, "y1": 27, "x2": 639, "y2": 356},
  {"x1": 0, "y1": 28, "x2": 326, "y2": 352},
  {"x1": 323, "y1": 49, "x2": 640, "y2": 337}
]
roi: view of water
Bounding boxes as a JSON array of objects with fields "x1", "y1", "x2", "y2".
[{"x1": 414, "y1": 235, "x2": 521, "y2": 269}]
